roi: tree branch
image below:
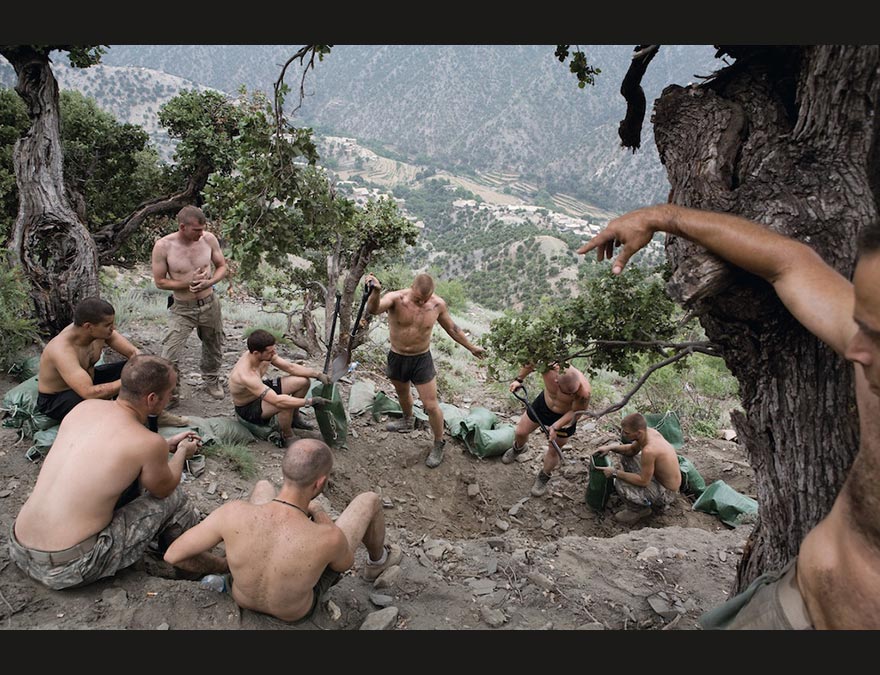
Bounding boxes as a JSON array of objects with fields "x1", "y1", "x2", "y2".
[
  {"x1": 273, "y1": 45, "x2": 326, "y2": 134},
  {"x1": 618, "y1": 45, "x2": 660, "y2": 151}
]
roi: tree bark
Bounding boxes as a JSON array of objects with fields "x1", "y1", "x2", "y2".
[
  {"x1": 1, "y1": 46, "x2": 99, "y2": 334},
  {"x1": 651, "y1": 46, "x2": 877, "y2": 590}
]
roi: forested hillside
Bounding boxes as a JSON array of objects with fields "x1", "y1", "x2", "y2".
[{"x1": 98, "y1": 44, "x2": 719, "y2": 212}]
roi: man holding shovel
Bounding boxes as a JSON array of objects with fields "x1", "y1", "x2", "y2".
[
  {"x1": 504, "y1": 363, "x2": 591, "y2": 496},
  {"x1": 365, "y1": 272, "x2": 486, "y2": 468}
]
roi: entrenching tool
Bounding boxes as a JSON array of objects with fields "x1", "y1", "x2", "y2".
[
  {"x1": 330, "y1": 281, "x2": 374, "y2": 384},
  {"x1": 510, "y1": 383, "x2": 566, "y2": 463},
  {"x1": 313, "y1": 292, "x2": 348, "y2": 447}
]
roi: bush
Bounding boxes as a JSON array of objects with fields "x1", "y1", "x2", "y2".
[{"x1": 0, "y1": 261, "x2": 38, "y2": 370}]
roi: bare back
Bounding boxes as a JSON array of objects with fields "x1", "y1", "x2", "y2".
[
  {"x1": 13, "y1": 400, "x2": 165, "y2": 550},
  {"x1": 386, "y1": 290, "x2": 444, "y2": 354},
  {"x1": 640, "y1": 427, "x2": 682, "y2": 492},
  {"x1": 218, "y1": 502, "x2": 346, "y2": 622}
]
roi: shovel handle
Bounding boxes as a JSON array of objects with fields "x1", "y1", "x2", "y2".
[
  {"x1": 323, "y1": 292, "x2": 342, "y2": 375},
  {"x1": 511, "y1": 384, "x2": 565, "y2": 462}
]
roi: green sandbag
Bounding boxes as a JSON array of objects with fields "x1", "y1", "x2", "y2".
[
  {"x1": 157, "y1": 415, "x2": 256, "y2": 446},
  {"x1": 452, "y1": 406, "x2": 497, "y2": 441},
  {"x1": 311, "y1": 380, "x2": 348, "y2": 448},
  {"x1": 463, "y1": 424, "x2": 515, "y2": 458},
  {"x1": 368, "y1": 391, "x2": 428, "y2": 423},
  {"x1": 439, "y1": 402, "x2": 468, "y2": 434},
  {"x1": 585, "y1": 452, "x2": 615, "y2": 511},
  {"x1": 235, "y1": 414, "x2": 283, "y2": 446},
  {"x1": 8, "y1": 355, "x2": 41, "y2": 382},
  {"x1": 645, "y1": 410, "x2": 684, "y2": 450},
  {"x1": 28, "y1": 424, "x2": 61, "y2": 459},
  {"x1": 692, "y1": 480, "x2": 758, "y2": 527},
  {"x1": 678, "y1": 454, "x2": 706, "y2": 497},
  {"x1": 2, "y1": 375, "x2": 40, "y2": 428},
  {"x1": 348, "y1": 380, "x2": 376, "y2": 416}
]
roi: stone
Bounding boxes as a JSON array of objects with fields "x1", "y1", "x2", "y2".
[{"x1": 360, "y1": 606, "x2": 399, "y2": 630}]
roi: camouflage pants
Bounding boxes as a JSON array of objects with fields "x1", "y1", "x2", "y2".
[
  {"x1": 699, "y1": 557, "x2": 813, "y2": 629},
  {"x1": 8, "y1": 488, "x2": 198, "y2": 590},
  {"x1": 161, "y1": 294, "x2": 225, "y2": 385},
  {"x1": 614, "y1": 454, "x2": 679, "y2": 508}
]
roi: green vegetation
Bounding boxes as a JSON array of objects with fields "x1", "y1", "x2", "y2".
[
  {"x1": 202, "y1": 442, "x2": 257, "y2": 479},
  {"x1": 0, "y1": 258, "x2": 39, "y2": 370}
]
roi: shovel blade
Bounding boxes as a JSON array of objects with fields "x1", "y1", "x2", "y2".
[{"x1": 330, "y1": 352, "x2": 350, "y2": 383}]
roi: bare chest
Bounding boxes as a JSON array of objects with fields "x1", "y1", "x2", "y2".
[{"x1": 166, "y1": 240, "x2": 212, "y2": 277}]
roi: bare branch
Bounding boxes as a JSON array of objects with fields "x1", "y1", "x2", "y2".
[
  {"x1": 273, "y1": 45, "x2": 325, "y2": 135},
  {"x1": 618, "y1": 44, "x2": 660, "y2": 151},
  {"x1": 572, "y1": 344, "x2": 717, "y2": 421}
]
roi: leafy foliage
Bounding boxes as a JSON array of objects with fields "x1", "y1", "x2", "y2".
[
  {"x1": 484, "y1": 265, "x2": 680, "y2": 378},
  {"x1": 0, "y1": 248, "x2": 39, "y2": 369},
  {"x1": 555, "y1": 45, "x2": 602, "y2": 88}
]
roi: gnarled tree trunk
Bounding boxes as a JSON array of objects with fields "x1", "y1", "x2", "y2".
[
  {"x1": 1, "y1": 46, "x2": 99, "y2": 335},
  {"x1": 652, "y1": 46, "x2": 877, "y2": 590}
]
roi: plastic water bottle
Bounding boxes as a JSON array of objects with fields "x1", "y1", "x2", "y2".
[
  {"x1": 199, "y1": 574, "x2": 227, "y2": 592},
  {"x1": 347, "y1": 361, "x2": 359, "y2": 375}
]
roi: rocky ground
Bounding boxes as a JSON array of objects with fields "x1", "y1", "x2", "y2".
[{"x1": 0, "y1": 305, "x2": 756, "y2": 631}]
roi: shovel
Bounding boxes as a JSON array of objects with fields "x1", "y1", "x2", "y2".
[
  {"x1": 330, "y1": 281, "x2": 373, "y2": 383},
  {"x1": 314, "y1": 292, "x2": 348, "y2": 447},
  {"x1": 510, "y1": 383, "x2": 566, "y2": 463}
]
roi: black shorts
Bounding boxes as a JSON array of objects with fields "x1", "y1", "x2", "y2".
[
  {"x1": 36, "y1": 361, "x2": 127, "y2": 422},
  {"x1": 234, "y1": 378, "x2": 283, "y2": 425},
  {"x1": 299, "y1": 567, "x2": 343, "y2": 622},
  {"x1": 386, "y1": 350, "x2": 436, "y2": 385},
  {"x1": 527, "y1": 391, "x2": 576, "y2": 438}
]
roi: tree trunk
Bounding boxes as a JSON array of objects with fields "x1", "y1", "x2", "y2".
[
  {"x1": 2, "y1": 46, "x2": 99, "y2": 334},
  {"x1": 651, "y1": 46, "x2": 877, "y2": 590}
]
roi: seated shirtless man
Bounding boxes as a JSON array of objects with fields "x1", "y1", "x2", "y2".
[
  {"x1": 36, "y1": 296, "x2": 187, "y2": 427},
  {"x1": 10, "y1": 354, "x2": 226, "y2": 589},
  {"x1": 228, "y1": 329, "x2": 331, "y2": 443},
  {"x1": 164, "y1": 438, "x2": 403, "y2": 623},
  {"x1": 595, "y1": 412, "x2": 683, "y2": 524}
]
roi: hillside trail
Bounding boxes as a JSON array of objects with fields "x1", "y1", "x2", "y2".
[{"x1": 0, "y1": 307, "x2": 755, "y2": 630}]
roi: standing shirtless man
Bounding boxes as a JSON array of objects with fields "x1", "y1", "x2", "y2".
[
  {"x1": 505, "y1": 363, "x2": 592, "y2": 496},
  {"x1": 365, "y1": 272, "x2": 485, "y2": 468},
  {"x1": 151, "y1": 205, "x2": 228, "y2": 406}
]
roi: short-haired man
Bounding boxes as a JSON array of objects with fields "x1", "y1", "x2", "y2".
[
  {"x1": 151, "y1": 205, "x2": 229, "y2": 405},
  {"x1": 10, "y1": 354, "x2": 227, "y2": 590},
  {"x1": 365, "y1": 272, "x2": 486, "y2": 468},
  {"x1": 595, "y1": 412, "x2": 682, "y2": 524},
  {"x1": 505, "y1": 363, "x2": 592, "y2": 496},
  {"x1": 164, "y1": 438, "x2": 402, "y2": 623},
  {"x1": 579, "y1": 203, "x2": 880, "y2": 628},
  {"x1": 228, "y1": 329, "x2": 331, "y2": 443}
]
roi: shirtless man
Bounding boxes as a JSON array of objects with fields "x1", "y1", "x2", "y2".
[
  {"x1": 151, "y1": 205, "x2": 228, "y2": 405},
  {"x1": 164, "y1": 438, "x2": 402, "y2": 623},
  {"x1": 229, "y1": 329, "x2": 331, "y2": 442},
  {"x1": 364, "y1": 272, "x2": 486, "y2": 468},
  {"x1": 35, "y1": 296, "x2": 157, "y2": 419},
  {"x1": 579, "y1": 203, "x2": 880, "y2": 629},
  {"x1": 9, "y1": 354, "x2": 227, "y2": 590},
  {"x1": 594, "y1": 412, "x2": 682, "y2": 524},
  {"x1": 504, "y1": 364, "x2": 592, "y2": 496}
]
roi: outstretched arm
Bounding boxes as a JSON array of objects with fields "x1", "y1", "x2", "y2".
[
  {"x1": 577, "y1": 204, "x2": 856, "y2": 355},
  {"x1": 437, "y1": 301, "x2": 485, "y2": 358}
]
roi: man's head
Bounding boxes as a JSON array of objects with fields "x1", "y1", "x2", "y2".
[
  {"x1": 73, "y1": 297, "x2": 116, "y2": 338},
  {"x1": 118, "y1": 354, "x2": 177, "y2": 412},
  {"x1": 410, "y1": 273, "x2": 435, "y2": 305},
  {"x1": 847, "y1": 221, "x2": 880, "y2": 394},
  {"x1": 620, "y1": 412, "x2": 648, "y2": 444},
  {"x1": 282, "y1": 438, "x2": 334, "y2": 496},
  {"x1": 177, "y1": 205, "x2": 207, "y2": 242},
  {"x1": 246, "y1": 329, "x2": 277, "y2": 360},
  {"x1": 557, "y1": 368, "x2": 580, "y2": 396}
]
